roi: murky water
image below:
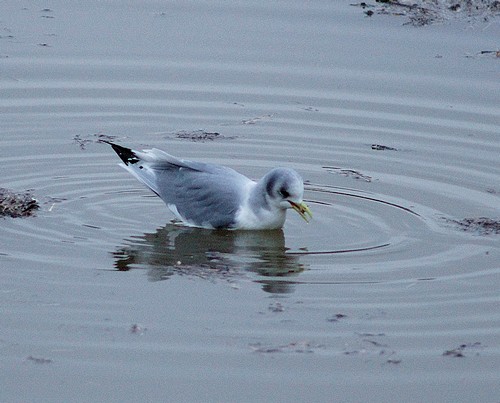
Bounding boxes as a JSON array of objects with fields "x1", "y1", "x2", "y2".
[{"x1": 1, "y1": 1, "x2": 499, "y2": 402}]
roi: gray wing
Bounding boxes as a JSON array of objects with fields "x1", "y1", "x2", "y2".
[
  {"x1": 153, "y1": 162, "x2": 251, "y2": 228},
  {"x1": 110, "y1": 144, "x2": 251, "y2": 228}
]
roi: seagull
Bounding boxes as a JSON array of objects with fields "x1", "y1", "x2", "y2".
[{"x1": 103, "y1": 141, "x2": 312, "y2": 230}]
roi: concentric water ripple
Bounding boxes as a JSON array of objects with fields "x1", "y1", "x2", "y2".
[{"x1": 1, "y1": 58, "x2": 498, "y2": 283}]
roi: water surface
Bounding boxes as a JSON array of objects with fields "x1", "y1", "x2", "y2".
[{"x1": 1, "y1": 1, "x2": 499, "y2": 402}]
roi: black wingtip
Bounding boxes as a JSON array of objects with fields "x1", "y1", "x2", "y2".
[{"x1": 101, "y1": 140, "x2": 139, "y2": 165}]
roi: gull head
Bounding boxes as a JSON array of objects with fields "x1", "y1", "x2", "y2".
[{"x1": 264, "y1": 168, "x2": 312, "y2": 223}]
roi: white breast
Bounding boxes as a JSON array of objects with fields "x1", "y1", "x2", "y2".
[{"x1": 233, "y1": 182, "x2": 287, "y2": 230}]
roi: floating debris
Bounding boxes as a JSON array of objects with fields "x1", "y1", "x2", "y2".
[
  {"x1": 25, "y1": 355, "x2": 53, "y2": 364},
  {"x1": 268, "y1": 302, "x2": 285, "y2": 313},
  {"x1": 466, "y1": 49, "x2": 500, "y2": 59},
  {"x1": 241, "y1": 114, "x2": 274, "y2": 125},
  {"x1": 445, "y1": 217, "x2": 500, "y2": 235},
  {"x1": 250, "y1": 340, "x2": 324, "y2": 354},
  {"x1": 130, "y1": 324, "x2": 146, "y2": 335},
  {"x1": 173, "y1": 130, "x2": 234, "y2": 142},
  {"x1": 479, "y1": 50, "x2": 500, "y2": 57},
  {"x1": 327, "y1": 313, "x2": 348, "y2": 322},
  {"x1": 301, "y1": 106, "x2": 319, "y2": 112},
  {"x1": 352, "y1": 0, "x2": 500, "y2": 26},
  {"x1": 323, "y1": 166, "x2": 373, "y2": 182},
  {"x1": 443, "y1": 342, "x2": 483, "y2": 357},
  {"x1": 74, "y1": 133, "x2": 117, "y2": 150},
  {"x1": 343, "y1": 333, "x2": 401, "y2": 364},
  {"x1": 0, "y1": 188, "x2": 39, "y2": 218},
  {"x1": 371, "y1": 144, "x2": 398, "y2": 151}
]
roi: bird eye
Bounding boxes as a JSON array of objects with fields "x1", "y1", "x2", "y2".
[{"x1": 279, "y1": 188, "x2": 289, "y2": 198}]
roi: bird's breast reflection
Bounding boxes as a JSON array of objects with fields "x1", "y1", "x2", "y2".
[{"x1": 112, "y1": 225, "x2": 307, "y2": 293}]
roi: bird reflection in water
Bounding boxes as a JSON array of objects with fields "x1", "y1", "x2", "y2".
[{"x1": 112, "y1": 225, "x2": 307, "y2": 294}]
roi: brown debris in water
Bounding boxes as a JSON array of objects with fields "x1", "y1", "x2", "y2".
[
  {"x1": 327, "y1": 313, "x2": 348, "y2": 322},
  {"x1": 173, "y1": 130, "x2": 236, "y2": 142},
  {"x1": 25, "y1": 355, "x2": 53, "y2": 364},
  {"x1": 74, "y1": 133, "x2": 117, "y2": 150},
  {"x1": 447, "y1": 217, "x2": 500, "y2": 235},
  {"x1": 0, "y1": 188, "x2": 39, "y2": 218},
  {"x1": 241, "y1": 114, "x2": 274, "y2": 125},
  {"x1": 250, "y1": 340, "x2": 325, "y2": 354},
  {"x1": 443, "y1": 342, "x2": 483, "y2": 357},
  {"x1": 343, "y1": 333, "x2": 402, "y2": 364},
  {"x1": 323, "y1": 166, "x2": 373, "y2": 182},
  {"x1": 352, "y1": 0, "x2": 500, "y2": 26},
  {"x1": 371, "y1": 144, "x2": 398, "y2": 151},
  {"x1": 268, "y1": 302, "x2": 285, "y2": 312},
  {"x1": 130, "y1": 324, "x2": 146, "y2": 335}
]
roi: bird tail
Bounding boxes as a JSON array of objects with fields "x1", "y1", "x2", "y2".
[
  {"x1": 103, "y1": 141, "x2": 161, "y2": 197},
  {"x1": 100, "y1": 140, "x2": 140, "y2": 166}
]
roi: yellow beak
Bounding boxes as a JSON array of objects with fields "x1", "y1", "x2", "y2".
[{"x1": 289, "y1": 201, "x2": 312, "y2": 223}]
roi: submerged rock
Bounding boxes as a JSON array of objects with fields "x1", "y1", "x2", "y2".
[{"x1": 0, "y1": 188, "x2": 39, "y2": 218}]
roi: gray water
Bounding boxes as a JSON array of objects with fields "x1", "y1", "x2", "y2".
[{"x1": 1, "y1": 1, "x2": 499, "y2": 402}]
